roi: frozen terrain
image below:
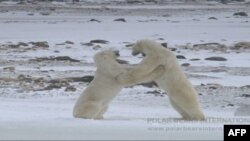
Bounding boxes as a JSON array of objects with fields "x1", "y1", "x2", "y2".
[{"x1": 0, "y1": 2, "x2": 250, "y2": 140}]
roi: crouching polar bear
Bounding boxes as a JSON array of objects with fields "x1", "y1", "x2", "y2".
[
  {"x1": 116, "y1": 39, "x2": 205, "y2": 120},
  {"x1": 73, "y1": 50, "x2": 165, "y2": 119}
]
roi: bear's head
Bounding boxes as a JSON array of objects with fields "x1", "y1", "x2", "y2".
[
  {"x1": 132, "y1": 39, "x2": 164, "y2": 56},
  {"x1": 94, "y1": 50, "x2": 120, "y2": 66}
]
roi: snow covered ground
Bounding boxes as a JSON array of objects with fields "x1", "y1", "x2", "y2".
[{"x1": 0, "y1": 2, "x2": 250, "y2": 140}]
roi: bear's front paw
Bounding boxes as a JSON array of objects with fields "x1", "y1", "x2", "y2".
[
  {"x1": 157, "y1": 65, "x2": 165, "y2": 71},
  {"x1": 115, "y1": 73, "x2": 130, "y2": 84},
  {"x1": 154, "y1": 65, "x2": 165, "y2": 77}
]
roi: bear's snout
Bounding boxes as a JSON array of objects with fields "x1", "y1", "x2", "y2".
[
  {"x1": 113, "y1": 50, "x2": 120, "y2": 57},
  {"x1": 132, "y1": 50, "x2": 140, "y2": 56}
]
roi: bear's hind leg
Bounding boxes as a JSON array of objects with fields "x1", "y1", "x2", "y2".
[
  {"x1": 73, "y1": 101, "x2": 101, "y2": 119},
  {"x1": 169, "y1": 97, "x2": 190, "y2": 119},
  {"x1": 186, "y1": 108, "x2": 206, "y2": 121},
  {"x1": 169, "y1": 97, "x2": 205, "y2": 121},
  {"x1": 95, "y1": 106, "x2": 108, "y2": 119}
]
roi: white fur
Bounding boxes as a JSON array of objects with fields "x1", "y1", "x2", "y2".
[
  {"x1": 117, "y1": 39, "x2": 205, "y2": 120},
  {"x1": 73, "y1": 50, "x2": 165, "y2": 119}
]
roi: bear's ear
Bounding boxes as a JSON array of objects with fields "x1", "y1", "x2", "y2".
[{"x1": 113, "y1": 50, "x2": 120, "y2": 57}]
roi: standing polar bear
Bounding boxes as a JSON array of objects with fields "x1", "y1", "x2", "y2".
[
  {"x1": 116, "y1": 39, "x2": 205, "y2": 120},
  {"x1": 73, "y1": 50, "x2": 165, "y2": 119}
]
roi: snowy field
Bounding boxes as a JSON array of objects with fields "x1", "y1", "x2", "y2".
[{"x1": 0, "y1": 2, "x2": 250, "y2": 140}]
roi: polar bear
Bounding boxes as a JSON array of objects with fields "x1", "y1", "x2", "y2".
[
  {"x1": 116, "y1": 39, "x2": 205, "y2": 120},
  {"x1": 73, "y1": 50, "x2": 165, "y2": 119}
]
